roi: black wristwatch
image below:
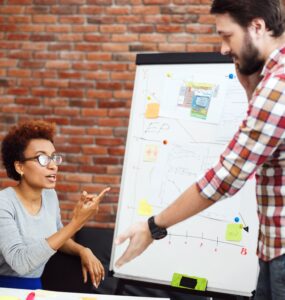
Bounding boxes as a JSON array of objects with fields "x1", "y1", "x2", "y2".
[{"x1": 148, "y1": 216, "x2": 167, "y2": 240}]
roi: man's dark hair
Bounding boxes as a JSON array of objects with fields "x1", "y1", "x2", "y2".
[{"x1": 211, "y1": 0, "x2": 285, "y2": 37}]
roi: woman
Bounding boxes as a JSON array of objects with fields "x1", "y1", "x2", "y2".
[{"x1": 0, "y1": 120, "x2": 110, "y2": 289}]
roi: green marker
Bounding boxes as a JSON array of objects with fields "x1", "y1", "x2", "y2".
[{"x1": 171, "y1": 273, "x2": 207, "y2": 291}]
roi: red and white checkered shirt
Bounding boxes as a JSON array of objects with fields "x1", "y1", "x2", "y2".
[{"x1": 197, "y1": 45, "x2": 285, "y2": 261}]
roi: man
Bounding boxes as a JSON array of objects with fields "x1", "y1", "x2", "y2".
[{"x1": 115, "y1": 1, "x2": 285, "y2": 299}]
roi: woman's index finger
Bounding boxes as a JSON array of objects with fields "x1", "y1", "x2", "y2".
[{"x1": 94, "y1": 187, "x2": 111, "y2": 203}]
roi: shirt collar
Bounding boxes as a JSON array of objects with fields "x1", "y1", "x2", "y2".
[{"x1": 261, "y1": 44, "x2": 285, "y2": 77}]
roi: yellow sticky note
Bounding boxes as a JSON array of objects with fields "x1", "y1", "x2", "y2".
[
  {"x1": 143, "y1": 144, "x2": 158, "y2": 162},
  {"x1": 145, "y1": 103, "x2": 160, "y2": 119},
  {"x1": 0, "y1": 297, "x2": 20, "y2": 300},
  {"x1": 225, "y1": 223, "x2": 243, "y2": 242},
  {"x1": 138, "y1": 199, "x2": 153, "y2": 216}
]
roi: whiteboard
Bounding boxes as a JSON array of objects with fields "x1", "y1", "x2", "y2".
[{"x1": 111, "y1": 53, "x2": 259, "y2": 297}]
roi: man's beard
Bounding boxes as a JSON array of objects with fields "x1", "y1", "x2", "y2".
[{"x1": 234, "y1": 33, "x2": 265, "y2": 75}]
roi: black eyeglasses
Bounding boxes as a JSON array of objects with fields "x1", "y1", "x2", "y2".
[{"x1": 22, "y1": 154, "x2": 63, "y2": 167}]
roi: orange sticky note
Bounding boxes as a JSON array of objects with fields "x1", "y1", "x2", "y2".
[{"x1": 145, "y1": 103, "x2": 160, "y2": 119}]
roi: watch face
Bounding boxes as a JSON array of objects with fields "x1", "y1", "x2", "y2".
[
  {"x1": 148, "y1": 216, "x2": 167, "y2": 240},
  {"x1": 153, "y1": 228, "x2": 167, "y2": 240}
]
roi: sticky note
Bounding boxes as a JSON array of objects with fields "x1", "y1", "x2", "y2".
[
  {"x1": 143, "y1": 144, "x2": 158, "y2": 162},
  {"x1": 138, "y1": 199, "x2": 153, "y2": 216},
  {"x1": 226, "y1": 223, "x2": 243, "y2": 242},
  {"x1": 0, "y1": 297, "x2": 20, "y2": 300},
  {"x1": 145, "y1": 103, "x2": 160, "y2": 119}
]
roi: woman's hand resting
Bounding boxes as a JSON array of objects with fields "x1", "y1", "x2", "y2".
[{"x1": 79, "y1": 247, "x2": 105, "y2": 288}]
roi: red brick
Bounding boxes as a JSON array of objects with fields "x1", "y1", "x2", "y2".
[
  {"x1": 33, "y1": 15, "x2": 57, "y2": 23},
  {"x1": 87, "y1": 53, "x2": 112, "y2": 61},
  {"x1": 107, "y1": 147, "x2": 125, "y2": 156},
  {"x1": 156, "y1": 24, "x2": 184, "y2": 33},
  {"x1": 58, "y1": 71, "x2": 82, "y2": 79},
  {"x1": 18, "y1": 79, "x2": 41, "y2": 87},
  {"x1": 0, "y1": 25, "x2": 18, "y2": 32},
  {"x1": 59, "y1": 89, "x2": 84, "y2": 98},
  {"x1": 44, "y1": 98, "x2": 69, "y2": 106},
  {"x1": 96, "y1": 138, "x2": 124, "y2": 146},
  {"x1": 96, "y1": 82, "x2": 122, "y2": 90},
  {"x1": 196, "y1": 34, "x2": 221, "y2": 44},
  {"x1": 79, "y1": 6, "x2": 104, "y2": 14},
  {"x1": 56, "y1": 183, "x2": 80, "y2": 193},
  {"x1": 15, "y1": 97, "x2": 41, "y2": 105},
  {"x1": 43, "y1": 79, "x2": 69, "y2": 88},
  {"x1": 82, "y1": 146, "x2": 108, "y2": 155},
  {"x1": 132, "y1": 6, "x2": 159, "y2": 14},
  {"x1": 8, "y1": 0, "x2": 33, "y2": 4},
  {"x1": 7, "y1": 15, "x2": 30, "y2": 23},
  {"x1": 58, "y1": 34, "x2": 83, "y2": 42},
  {"x1": 32, "y1": 89, "x2": 57, "y2": 97},
  {"x1": 46, "y1": 61, "x2": 70, "y2": 69},
  {"x1": 97, "y1": 119, "x2": 128, "y2": 127},
  {"x1": 81, "y1": 108, "x2": 108, "y2": 117},
  {"x1": 65, "y1": 174, "x2": 93, "y2": 183},
  {"x1": 54, "y1": 108, "x2": 80, "y2": 116},
  {"x1": 19, "y1": 61, "x2": 45, "y2": 68},
  {"x1": 59, "y1": 16, "x2": 85, "y2": 24},
  {"x1": 46, "y1": 25, "x2": 70, "y2": 33},
  {"x1": 0, "y1": 59, "x2": 17, "y2": 67},
  {"x1": 0, "y1": 6, "x2": 24, "y2": 14},
  {"x1": 87, "y1": 90, "x2": 112, "y2": 99},
  {"x1": 93, "y1": 175, "x2": 121, "y2": 184},
  {"x1": 94, "y1": 157, "x2": 120, "y2": 165},
  {"x1": 34, "y1": 52, "x2": 58, "y2": 59},
  {"x1": 6, "y1": 88, "x2": 29, "y2": 96},
  {"x1": 27, "y1": 107, "x2": 53, "y2": 115},
  {"x1": 144, "y1": 0, "x2": 170, "y2": 3}
]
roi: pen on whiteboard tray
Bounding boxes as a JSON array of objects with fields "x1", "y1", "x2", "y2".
[{"x1": 26, "y1": 292, "x2": 35, "y2": 300}]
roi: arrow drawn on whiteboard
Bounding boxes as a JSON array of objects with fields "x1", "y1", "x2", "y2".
[{"x1": 239, "y1": 213, "x2": 249, "y2": 233}]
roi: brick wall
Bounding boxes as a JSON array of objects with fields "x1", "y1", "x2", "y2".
[{"x1": 0, "y1": 0, "x2": 220, "y2": 228}]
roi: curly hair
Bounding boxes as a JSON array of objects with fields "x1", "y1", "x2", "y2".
[{"x1": 1, "y1": 120, "x2": 56, "y2": 181}]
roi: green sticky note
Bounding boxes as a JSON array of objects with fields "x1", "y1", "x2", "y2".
[
  {"x1": 226, "y1": 223, "x2": 243, "y2": 242},
  {"x1": 171, "y1": 273, "x2": 207, "y2": 291}
]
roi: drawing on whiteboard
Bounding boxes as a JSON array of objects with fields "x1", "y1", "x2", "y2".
[{"x1": 112, "y1": 60, "x2": 258, "y2": 297}]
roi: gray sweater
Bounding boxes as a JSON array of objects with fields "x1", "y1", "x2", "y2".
[{"x1": 0, "y1": 187, "x2": 63, "y2": 278}]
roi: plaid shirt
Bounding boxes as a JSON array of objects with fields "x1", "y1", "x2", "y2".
[{"x1": 197, "y1": 45, "x2": 285, "y2": 261}]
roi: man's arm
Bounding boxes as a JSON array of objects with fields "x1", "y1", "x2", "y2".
[{"x1": 115, "y1": 183, "x2": 213, "y2": 267}]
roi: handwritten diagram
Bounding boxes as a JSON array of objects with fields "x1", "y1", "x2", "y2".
[{"x1": 112, "y1": 61, "x2": 259, "y2": 296}]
